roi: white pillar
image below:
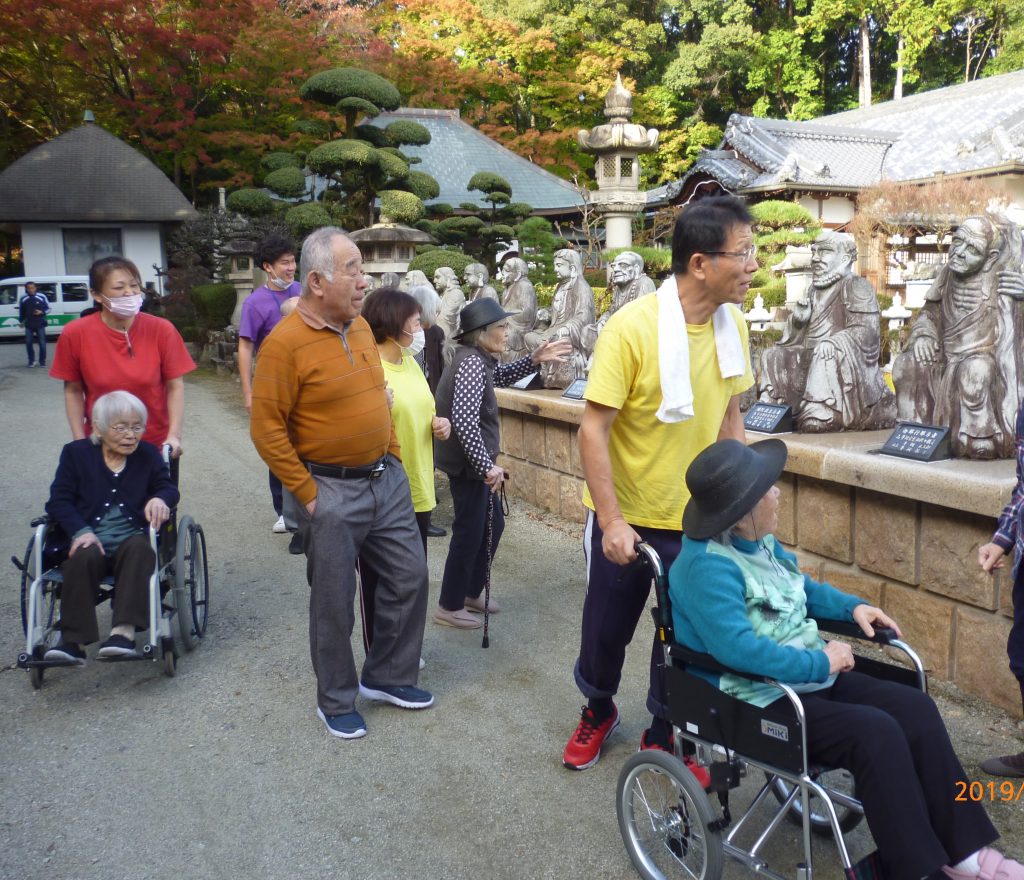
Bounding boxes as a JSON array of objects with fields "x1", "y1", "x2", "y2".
[{"x1": 603, "y1": 213, "x2": 634, "y2": 250}]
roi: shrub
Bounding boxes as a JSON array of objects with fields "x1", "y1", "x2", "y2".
[
  {"x1": 263, "y1": 166, "x2": 308, "y2": 199},
  {"x1": 757, "y1": 228, "x2": 820, "y2": 249},
  {"x1": 750, "y1": 200, "x2": 816, "y2": 230},
  {"x1": 227, "y1": 188, "x2": 275, "y2": 217},
  {"x1": 285, "y1": 202, "x2": 333, "y2": 238},
  {"x1": 468, "y1": 172, "x2": 512, "y2": 196},
  {"x1": 401, "y1": 170, "x2": 441, "y2": 201},
  {"x1": 306, "y1": 139, "x2": 374, "y2": 173},
  {"x1": 300, "y1": 68, "x2": 402, "y2": 115},
  {"x1": 262, "y1": 151, "x2": 302, "y2": 172},
  {"x1": 385, "y1": 120, "x2": 431, "y2": 146},
  {"x1": 743, "y1": 282, "x2": 787, "y2": 311},
  {"x1": 379, "y1": 190, "x2": 425, "y2": 225},
  {"x1": 406, "y1": 248, "x2": 474, "y2": 278},
  {"x1": 190, "y1": 283, "x2": 237, "y2": 336}
]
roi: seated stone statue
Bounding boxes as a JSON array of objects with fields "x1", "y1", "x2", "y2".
[
  {"x1": 464, "y1": 263, "x2": 499, "y2": 302},
  {"x1": 498, "y1": 257, "x2": 537, "y2": 363},
  {"x1": 524, "y1": 249, "x2": 596, "y2": 388},
  {"x1": 599, "y1": 251, "x2": 655, "y2": 332},
  {"x1": 759, "y1": 231, "x2": 896, "y2": 432},
  {"x1": 893, "y1": 215, "x2": 1024, "y2": 459},
  {"x1": 400, "y1": 269, "x2": 433, "y2": 293},
  {"x1": 433, "y1": 266, "x2": 466, "y2": 362}
]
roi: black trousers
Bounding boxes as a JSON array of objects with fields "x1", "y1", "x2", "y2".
[
  {"x1": 358, "y1": 510, "x2": 430, "y2": 650},
  {"x1": 438, "y1": 475, "x2": 505, "y2": 612},
  {"x1": 1009, "y1": 563, "x2": 1024, "y2": 711},
  {"x1": 58, "y1": 534, "x2": 153, "y2": 645},
  {"x1": 800, "y1": 671, "x2": 997, "y2": 879}
]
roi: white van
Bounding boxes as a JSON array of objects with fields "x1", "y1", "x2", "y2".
[{"x1": 0, "y1": 276, "x2": 92, "y2": 338}]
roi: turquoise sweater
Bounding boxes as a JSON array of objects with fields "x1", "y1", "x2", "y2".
[{"x1": 668, "y1": 534, "x2": 863, "y2": 707}]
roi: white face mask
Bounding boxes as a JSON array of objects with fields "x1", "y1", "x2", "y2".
[
  {"x1": 267, "y1": 272, "x2": 291, "y2": 291},
  {"x1": 402, "y1": 329, "x2": 426, "y2": 356},
  {"x1": 103, "y1": 293, "x2": 144, "y2": 319}
]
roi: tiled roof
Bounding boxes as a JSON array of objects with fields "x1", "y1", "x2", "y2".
[
  {"x1": 369, "y1": 109, "x2": 584, "y2": 215},
  {"x1": 659, "y1": 68, "x2": 1024, "y2": 200},
  {"x1": 0, "y1": 121, "x2": 196, "y2": 223}
]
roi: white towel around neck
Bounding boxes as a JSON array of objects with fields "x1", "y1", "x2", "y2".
[{"x1": 655, "y1": 275, "x2": 746, "y2": 423}]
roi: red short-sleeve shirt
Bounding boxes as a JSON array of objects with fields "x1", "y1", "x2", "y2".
[{"x1": 50, "y1": 312, "x2": 196, "y2": 446}]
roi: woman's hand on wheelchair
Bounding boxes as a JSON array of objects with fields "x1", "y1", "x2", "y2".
[
  {"x1": 852, "y1": 603, "x2": 902, "y2": 640},
  {"x1": 69, "y1": 531, "x2": 103, "y2": 557},
  {"x1": 824, "y1": 641, "x2": 855, "y2": 674},
  {"x1": 145, "y1": 497, "x2": 171, "y2": 530}
]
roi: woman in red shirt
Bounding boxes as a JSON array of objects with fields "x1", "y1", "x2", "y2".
[{"x1": 50, "y1": 257, "x2": 195, "y2": 456}]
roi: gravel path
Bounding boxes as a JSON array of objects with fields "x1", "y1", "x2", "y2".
[{"x1": 0, "y1": 340, "x2": 1021, "y2": 880}]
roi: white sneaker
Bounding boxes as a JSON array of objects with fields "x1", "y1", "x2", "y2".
[
  {"x1": 419, "y1": 657, "x2": 426, "y2": 670},
  {"x1": 272, "y1": 515, "x2": 287, "y2": 534}
]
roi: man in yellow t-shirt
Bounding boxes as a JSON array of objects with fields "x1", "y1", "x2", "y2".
[{"x1": 562, "y1": 196, "x2": 757, "y2": 773}]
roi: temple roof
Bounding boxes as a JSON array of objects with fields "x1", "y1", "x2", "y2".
[
  {"x1": 368, "y1": 109, "x2": 584, "y2": 215},
  {"x1": 0, "y1": 120, "x2": 196, "y2": 223},
  {"x1": 661, "y1": 69, "x2": 1024, "y2": 203}
]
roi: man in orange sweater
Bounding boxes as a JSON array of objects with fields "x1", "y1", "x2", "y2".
[{"x1": 250, "y1": 226, "x2": 432, "y2": 740}]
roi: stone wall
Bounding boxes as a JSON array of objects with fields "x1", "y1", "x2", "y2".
[{"x1": 497, "y1": 388, "x2": 1020, "y2": 716}]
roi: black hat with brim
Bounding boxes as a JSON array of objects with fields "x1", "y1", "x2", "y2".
[
  {"x1": 454, "y1": 298, "x2": 516, "y2": 340},
  {"x1": 682, "y1": 439, "x2": 788, "y2": 540}
]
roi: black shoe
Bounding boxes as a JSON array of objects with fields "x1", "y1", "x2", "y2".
[
  {"x1": 98, "y1": 634, "x2": 138, "y2": 658},
  {"x1": 289, "y1": 531, "x2": 305, "y2": 555},
  {"x1": 426, "y1": 524, "x2": 447, "y2": 537},
  {"x1": 979, "y1": 751, "x2": 1024, "y2": 778},
  {"x1": 44, "y1": 642, "x2": 86, "y2": 663}
]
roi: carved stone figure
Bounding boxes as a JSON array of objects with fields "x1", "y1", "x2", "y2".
[
  {"x1": 433, "y1": 266, "x2": 466, "y2": 359},
  {"x1": 599, "y1": 251, "x2": 655, "y2": 332},
  {"x1": 893, "y1": 215, "x2": 1024, "y2": 459},
  {"x1": 400, "y1": 269, "x2": 433, "y2": 293},
  {"x1": 524, "y1": 249, "x2": 596, "y2": 388},
  {"x1": 464, "y1": 263, "x2": 499, "y2": 302},
  {"x1": 759, "y1": 231, "x2": 896, "y2": 432},
  {"x1": 498, "y1": 257, "x2": 537, "y2": 362}
]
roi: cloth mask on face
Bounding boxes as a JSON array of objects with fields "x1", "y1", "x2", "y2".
[
  {"x1": 402, "y1": 329, "x2": 426, "y2": 356},
  {"x1": 266, "y1": 271, "x2": 291, "y2": 291},
  {"x1": 103, "y1": 293, "x2": 143, "y2": 319}
]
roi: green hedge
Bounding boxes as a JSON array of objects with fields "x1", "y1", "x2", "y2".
[
  {"x1": 190, "y1": 283, "x2": 237, "y2": 335},
  {"x1": 743, "y1": 282, "x2": 787, "y2": 311},
  {"x1": 405, "y1": 248, "x2": 474, "y2": 278}
]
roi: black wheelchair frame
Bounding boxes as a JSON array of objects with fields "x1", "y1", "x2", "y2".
[{"x1": 616, "y1": 543, "x2": 927, "y2": 880}]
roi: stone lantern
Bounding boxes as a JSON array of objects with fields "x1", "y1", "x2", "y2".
[{"x1": 577, "y1": 74, "x2": 659, "y2": 250}]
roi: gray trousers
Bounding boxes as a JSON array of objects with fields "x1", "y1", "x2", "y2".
[{"x1": 299, "y1": 456, "x2": 428, "y2": 715}]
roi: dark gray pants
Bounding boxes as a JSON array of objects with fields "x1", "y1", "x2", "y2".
[{"x1": 299, "y1": 457, "x2": 428, "y2": 715}]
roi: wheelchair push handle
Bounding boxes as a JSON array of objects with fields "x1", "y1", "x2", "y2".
[{"x1": 815, "y1": 618, "x2": 899, "y2": 646}]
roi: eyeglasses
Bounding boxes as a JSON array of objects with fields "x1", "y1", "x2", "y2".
[
  {"x1": 111, "y1": 424, "x2": 145, "y2": 436},
  {"x1": 704, "y1": 244, "x2": 758, "y2": 261}
]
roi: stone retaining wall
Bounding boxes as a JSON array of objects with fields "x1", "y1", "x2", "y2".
[{"x1": 497, "y1": 388, "x2": 1020, "y2": 716}]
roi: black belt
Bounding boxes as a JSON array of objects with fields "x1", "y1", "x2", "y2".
[{"x1": 306, "y1": 457, "x2": 388, "y2": 480}]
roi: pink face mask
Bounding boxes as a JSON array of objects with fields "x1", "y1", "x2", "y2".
[{"x1": 103, "y1": 293, "x2": 144, "y2": 319}]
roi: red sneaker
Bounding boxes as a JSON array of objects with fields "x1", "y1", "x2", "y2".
[
  {"x1": 563, "y1": 704, "x2": 620, "y2": 770},
  {"x1": 638, "y1": 731, "x2": 711, "y2": 790}
]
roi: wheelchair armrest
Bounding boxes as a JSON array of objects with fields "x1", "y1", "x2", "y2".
[
  {"x1": 30, "y1": 514, "x2": 51, "y2": 528},
  {"x1": 815, "y1": 618, "x2": 898, "y2": 646},
  {"x1": 667, "y1": 642, "x2": 778, "y2": 686}
]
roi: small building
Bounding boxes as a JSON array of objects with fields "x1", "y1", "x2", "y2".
[
  {"x1": 349, "y1": 223, "x2": 436, "y2": 281},
  {"x1": 0, "y1": 115, "x2": 196, "y2": 286}
]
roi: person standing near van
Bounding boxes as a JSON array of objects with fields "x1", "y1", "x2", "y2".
[
  {"x1": 19, "y1": 282, "x2": 49, "y2": 367},
  {"x1": 238, "y1": 234, "x2": 300, "y2": 537}
]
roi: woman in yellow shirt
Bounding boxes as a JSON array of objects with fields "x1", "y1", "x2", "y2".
[{"x1": 358, "y1": 288, "x2": 451, "y2": 649}]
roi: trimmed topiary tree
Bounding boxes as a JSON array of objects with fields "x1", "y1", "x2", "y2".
[
  {"x1": 227, "y1": 188, "x2": 275, "y2": 216},
  {"x1": 379, "y1": 190, "x2": 425, "y2": 225},
  {"x1": 406, "y1": 248, "x2": 475, "y2": 279},
  {"x1": 285, "y1": 202, "x2": 333, "y2": 238},
  {"x1": 300, "y1": 68, "x2": 402, "y2": 138},
  {"x1": 263, "y1": 166, "x2": 308, "y2": 200}
]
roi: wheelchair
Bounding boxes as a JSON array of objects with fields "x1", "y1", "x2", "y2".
[
  {"x1": 616, "y1": 544, "x2": 926, "y2": 880},
  {"x1": 13, "y1": 449, "x2": 209, "y2": 688}
]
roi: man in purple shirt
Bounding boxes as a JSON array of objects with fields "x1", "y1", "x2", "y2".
[
  {"x1": 979, "y1": 399, "x2": 1024, "y2": 777},
  {"x1": 239, "y1": 234, "x2": 300, "y2": 537}
]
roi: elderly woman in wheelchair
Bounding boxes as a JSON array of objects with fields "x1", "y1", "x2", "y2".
[
  {"x1": 42, "y1": 390, "x2": 178, "y2": 663},
  {"x1": 656, "y1": 438, "x2": 1022, "y2": 880}
]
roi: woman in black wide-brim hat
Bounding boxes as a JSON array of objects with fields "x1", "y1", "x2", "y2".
[
  {"x1": 432, "y1": 298, "x2": 570, "y2": 629},
  {"x1": 668, "y1": 438, "x2": 1022, "y2": 880}
]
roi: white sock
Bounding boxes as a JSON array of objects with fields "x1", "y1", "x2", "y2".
[{"x1": 952, "y1": 851, "x2": 982, "y2": 874}]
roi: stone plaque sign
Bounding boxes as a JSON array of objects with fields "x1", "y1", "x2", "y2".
[
  {"x1": 880, "y1": 421, "x2": 952, "y2": 462},
  {"x1": 510, "y1": 371, "x2": 544, "y2": 391},
  {"x1": 562, "y1": 378, "x2": 588, "y2": 399},
  {"x1": 744, "y1": 403, "x2": 794, "y2": 434}
]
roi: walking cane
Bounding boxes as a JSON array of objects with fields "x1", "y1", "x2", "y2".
[{"x1": 482, "y1": 492, "x2": 493, "y2": 648}]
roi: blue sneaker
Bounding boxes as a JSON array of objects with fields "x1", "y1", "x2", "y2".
[
  {"x1": 359, "y1": 682, "x2": 434, "y2": 709},
  {"x1": 316, "y1": 706, "x2": 367, "y2": 739}
]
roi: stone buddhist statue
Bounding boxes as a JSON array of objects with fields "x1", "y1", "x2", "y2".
[
  {"x1": 433, "y1": 266, "x2": 466, "y2": 359},
  {"x1": 400, "y1": 269, "x2": 433, "y2": 293},
  {"x1": 893, "y1": 215, "x2": 1024, "y2": 459},
  {"x1": 464, "y1": 263, "x2": 499, "y2": 302},
  {"x1": 599, "y1": 251, "x2": 655, "y2": 331},
  {"x1": 524, "y1": 249, "x2": 596, "y2": 388},
  {"x1": 759, "y1": 231, "x2": 896, "y2": 432},
  {"x1": 498, "y1": 257, "x2": 537, "y2": 362}
]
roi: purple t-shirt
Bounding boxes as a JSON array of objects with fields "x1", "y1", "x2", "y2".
[{"x1": 238, "y1": 282, "x2": 301, "y2": 352}]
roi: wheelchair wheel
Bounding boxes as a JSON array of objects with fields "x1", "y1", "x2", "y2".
[
  {"x1": 174, "y1": 516, "x2": 209, "y2": 650},
  {"x1": 19, "y1": 534, "x2": 39, "y2": 636},
  {"x1": 618, "y1": 750, "x2": 723, "y2": 880},
  {"x1": 768, "y1": 770, "x2": 862, "y2": 836}
]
